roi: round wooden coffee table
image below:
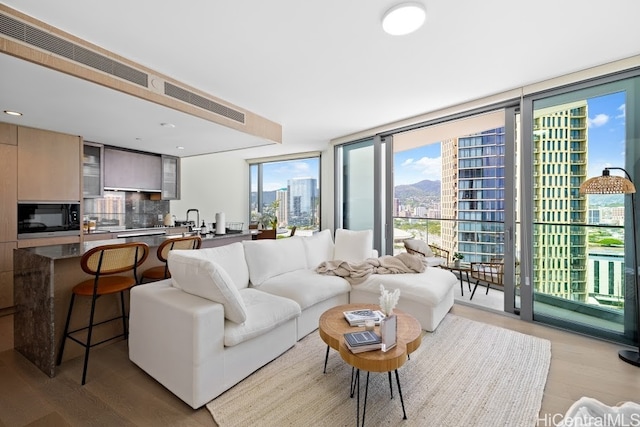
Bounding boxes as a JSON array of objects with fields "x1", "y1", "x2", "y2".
[{"x1": 318, "y1": 303, "x2": 422, "y2": 425}]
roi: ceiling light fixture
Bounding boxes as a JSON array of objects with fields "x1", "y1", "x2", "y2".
[
  {"x1": 382, "y1": 2, "x2": 426, "y2": 36},
  {"x1": 4, "y1": 110, "x2": 23, "y2": 116}
]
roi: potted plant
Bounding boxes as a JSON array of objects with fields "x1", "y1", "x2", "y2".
[
  {"x1": 253, "y1": 200, "x2": 280, "y2": 230},
  {"x1": 453, "y1": 252, "x2": 464, "y2": 267}
]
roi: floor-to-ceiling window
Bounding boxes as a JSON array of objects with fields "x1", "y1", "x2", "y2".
[
  {"x1": 523, "y1": 74, "x2": 640, "y2": 344},
  {"x1": 335, "y1": 69, "x2": 639, "y2": 346},
  {"x1": 388, "y1": 109, "x2": 518, "y2": 312},
  {"x1": 335, "y1": 108, "x2": 520, "y2": 313},
  {"x1": 334, "y1": 139, "x2": 375, "y2": 231}
]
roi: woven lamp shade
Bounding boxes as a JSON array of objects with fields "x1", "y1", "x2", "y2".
[{"x1": 579, "y1": 171, "x2": 636, "y2": 195}]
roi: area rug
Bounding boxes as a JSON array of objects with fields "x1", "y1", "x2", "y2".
[{"x1": 207, "y1": 314, "x2": 551, "y2": 427}]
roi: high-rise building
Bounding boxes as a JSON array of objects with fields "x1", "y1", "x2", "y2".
[
  {"x1": 532, "y1": 100, "x2": 588, "y2": 301},
  {"x1": 276, "y1": 188, "x2": 288, "y2": 226},
  {"x1": 287, "y1": 177, "x2": 317, "y2": 226},
  {"x1": 445, "y1": 128, "x2": 506, "y2": 263}
]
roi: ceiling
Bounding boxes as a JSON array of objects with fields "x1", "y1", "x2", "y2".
[{"x1": 1, "y1": 1, "x2": 640, "y2": 159}]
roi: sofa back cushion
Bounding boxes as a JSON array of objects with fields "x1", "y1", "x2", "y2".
[
  {"x1": 299, "y1": 229, "x2": 335, "y2": 269},
  {"x1": 242, "y1": 237, "x2": 307, "y2": 287},
  {"x1": 168, "y1": 250, "x2": 248, "y2": 324},
  {"x1": 198, "y1": 242, "x2": 249, "y2": 290},
  {"x1": 333, "y1": 228, "x2": 373, "y2": 263}
]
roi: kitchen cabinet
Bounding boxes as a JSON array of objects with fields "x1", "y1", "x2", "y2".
[
  {"x1": 0, "y1": 142, "x2": 17, "y2": 241},
  {"x1": 83, "y1": 142, "x2": 103, "y2": 198},
  {"x1": 104, "y1": 148, "x2": 162, "y2": 192},
  {"x1": 161, "y1": 155, "x2": 180, "y2": 200},
  {"x1": 17, "y1": 126, "x2": 81, "y2": 202},
  {"x1": 0, "y1": 124, "x2": 17, "y2": 351}
]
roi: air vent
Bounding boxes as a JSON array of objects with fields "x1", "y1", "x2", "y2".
[
  {"x1": 0, "y1": 10, "x2": 247, "y2": 125},
  {"x1": 0, "y1": 12, "x2": 148, "y2": 87},
  {"x1": 164, "y1": 82, "x2": 245, "y2": 124}
]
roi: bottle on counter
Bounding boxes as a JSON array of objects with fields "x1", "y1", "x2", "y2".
[{"x1": 201, "y1": 220, "x2": 208, "y2": 235}]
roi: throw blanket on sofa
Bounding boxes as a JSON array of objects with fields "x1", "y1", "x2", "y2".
[{"x1": 316, "y1": 253, "x2": 427, "y2": 285}]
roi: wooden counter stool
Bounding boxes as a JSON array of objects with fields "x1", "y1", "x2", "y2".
[
  {"x1": 141, "y1": 235, "x2": 202, "y2": 282},
  {"x1": 57, "y1": 242, "x2": 149, "y2": 385}
]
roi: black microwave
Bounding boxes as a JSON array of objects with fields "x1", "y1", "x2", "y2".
[{"x1": 18, "y1": 203, "x2": 81, "y2": 239}]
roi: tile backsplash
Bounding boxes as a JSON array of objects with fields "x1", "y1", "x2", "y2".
[{"x1": 83, "y1": 191, "x2": 169, "y2": 229}]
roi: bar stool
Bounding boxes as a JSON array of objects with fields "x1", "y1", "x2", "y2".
[
  {"x1": 141, "y1": 235, "x2": 202, "y2": 282},
  {"x1": 57, "y1": 242, "x2": 149, "y2": 385}
]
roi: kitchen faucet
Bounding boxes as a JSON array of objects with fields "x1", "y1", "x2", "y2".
[{"x1": 186, "y1": 209, "x2": 199, "y2": 231}]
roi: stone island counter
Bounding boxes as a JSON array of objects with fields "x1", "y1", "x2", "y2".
[{"x1": 13, "y1": 231, "x2": 253, "y2": 377}]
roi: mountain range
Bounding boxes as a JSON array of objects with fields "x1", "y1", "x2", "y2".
[{"x1": 394, "y1": 180, "x2": 441, "y2": 200}]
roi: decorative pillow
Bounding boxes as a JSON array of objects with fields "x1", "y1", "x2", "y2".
[
  {"x1": 242, "y1": 237, "x2": 307, "y2": 287},
  {"x1": 198, "y1": 242, "x2": 249, "y2": 290},
  {"x1": 403, "y1": 238, "x2": 433, "y2": 257},
  {"x1": 333, "y1": 229, "x2": 373, "y2": 263},
  {"x1": 300, "y1": 229, "x2": 335, "y2": 268},
  {"x1": 168, "y1": 250, "x2": 247, "y2": 324}
]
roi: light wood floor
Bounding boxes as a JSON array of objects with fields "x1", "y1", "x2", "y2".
[{"x1": 1, "y1": 304, "x2": 639, "y2": 427}]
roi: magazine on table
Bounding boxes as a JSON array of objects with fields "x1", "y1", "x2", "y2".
[
  {"x1": 343, "y1": 309, "x2": 385, "y2": 326},
  {"x1": 344, "y1": 330, "x2": 382, "y2": 353}
]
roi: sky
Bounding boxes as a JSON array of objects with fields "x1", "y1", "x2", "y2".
[
  {"x1": 254, "y1": 157, "x2": 320, "y2": 192},
  {"x1": 393, "y1": 91, "x2": 627, "y2": 186},
  {"x1": 584, "y1": 91, "x2": 626, "y2": 178}
]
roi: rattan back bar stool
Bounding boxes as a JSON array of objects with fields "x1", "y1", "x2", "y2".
[
  {"x1": 141, "y1": 235, "x2": 202, "y2": 282},
  {"x1": 57, "y1": 242, "x2": 149, "y2": 385}
]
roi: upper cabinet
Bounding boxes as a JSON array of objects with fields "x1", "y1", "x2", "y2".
[
  {"x1": 83, "y1": 142, "x2": 104, "y2": 198},
  {"x1": 161, "y1": 155, "x2": 180, "y2": 200},
  {"x1": 0, "y1": 123, "x2": 18, "y2": 242},
  {"x1": 104, "y1": 148, "x2": 162, "y2": 192},
  {"x1": 17, "y1": 126, "x2": 81, "y2": 202}
]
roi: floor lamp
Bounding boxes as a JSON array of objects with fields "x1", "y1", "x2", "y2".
[{"x1": 580, "y1": 167, "x2": 640, "y2": 367}]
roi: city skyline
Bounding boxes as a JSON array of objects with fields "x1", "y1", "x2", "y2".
[{"x1": 393, "y1": 91, "x2": 626, "y2": 186}]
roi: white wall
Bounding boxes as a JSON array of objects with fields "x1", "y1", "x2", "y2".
[
  {"x1": 170, "y1": 151, "x2": 249, "y2": 226},
  {"x1": 320, "y1": 146, "x2": 334, "y2": 232}
]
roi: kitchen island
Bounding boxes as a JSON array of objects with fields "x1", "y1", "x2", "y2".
[{"x1": 13, "y1": 231, "x2": 254, "y2": 377}]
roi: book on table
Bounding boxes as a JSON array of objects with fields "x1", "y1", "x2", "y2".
[
  {"x1": 344, "y1": 330, "x2": 382, "y2": 353},
  {"x1": 343, "y1": 309, "x2": 385, "y2": 326}
]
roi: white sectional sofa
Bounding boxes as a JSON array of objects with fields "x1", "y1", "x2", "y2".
[{"x1": 129, "y1": 229, "x2": 457, "y2": 409}]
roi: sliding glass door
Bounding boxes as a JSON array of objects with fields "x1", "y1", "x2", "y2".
[
  {"x1": 524, "y1": 74, "x2": 640, "y2": 344},
  {"x1": 389, "y1": 108, "x2": 519, "y2": 313}
]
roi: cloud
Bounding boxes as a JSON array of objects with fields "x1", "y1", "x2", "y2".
[
  {"x1": 616, "y1": 103, "x2": 625, "y2": 120},
  {"x1": 398, "y1": 156, "x2": 442, "y2": 182},
  {"x1": 588, "y1": 113, "x2": 609, "y2": 128}
]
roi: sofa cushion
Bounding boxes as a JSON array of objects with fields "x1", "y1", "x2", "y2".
[
  {"x1": 198, "y1": 242, "x2": 249, "y2": 289},
  {"x1": 356, "y1": 267, "x2": 457, "y2": 306},
  {"x1": 299, "y1": 229, "x2": 334, "y2": 269},
  {"x1": 258, "y1": 269, "x2": 351, "y2": 310},
  {"x1": 334, "y1": 229, "x2": 373, "y2": 263},
  {"x1": 224, "y1": 288, "x2": 301, "y2": 347},
  {"x1": 242, "y1": 238, "x2": 307, "y2": 286},
  {"x1": 168, "y1": 251, "x2": 248, "y2": 324}
]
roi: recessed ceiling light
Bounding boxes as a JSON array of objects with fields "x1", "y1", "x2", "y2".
[
  {"x1": 382, "y1": 2, "x2": 426, "y2": 36},
  {"x1": 161, "y1": 122, "x2": 175, "y2": 128},
  {"x1": 4, "y1": 110, "x2": 23, "y2": 116},
  {"x1": 176, "y1": 146, "x2": 185, "y2": 150}
]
